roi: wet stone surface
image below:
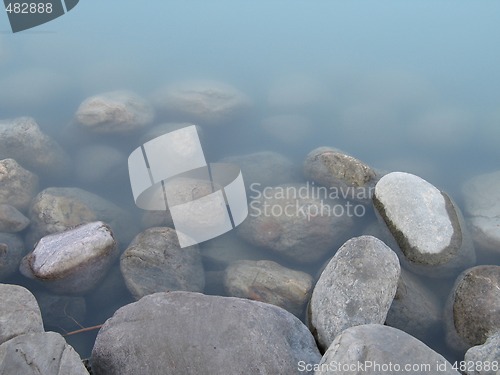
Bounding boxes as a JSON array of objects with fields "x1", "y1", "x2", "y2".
[{"x1": 0, "y1": 158, "x2": 39, "y2": 212}]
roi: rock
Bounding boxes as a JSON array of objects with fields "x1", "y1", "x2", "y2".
[
  {"x1": 25, "y1": 187, "x2": 136, "y2": 249},
  {"x1": 75, "y1": 90, "x2": 154, "y2": 134},
  {"x1": 20, "y1": 221, "x2": 118, "y2": 295},
  {"x1": 373, "y1": 171, "x2": 476, "y2": 277},
  {"x1": 221, "y1": 151, "x2": 300, "y2": 190},
  {"x1": 91, "y1": 291, "x2": 321, "y2": 375},
  {"x1": 314, "y1": 324, "x2": 460, "y2": 375},
  {"x1": 120, "y1": 227, "x2": 205, "y2": 300},
  {"x1": 462, "y1": 170, "x2": 500, "y2": 254},
  {"x1": 74, "y1": 144, "x2": 126, "y2": 186},
  {"x1": 224, "y1": 260, "x2": 313, "y2": 317},
  {"x1": 0, "y1": 158, "x2": 39, "y2": 212},
  {"x1": 0, "y1": 117, "x2": 70, "y2": 179},
  {"x1": 0, "y1": 233, "x2": 26, "y2": 280},
  {"x1": 464, "y1": 332, "x2": 500, "y2": 375},
  {"x1": 0, "y1": 331, "x2": 89, "y2": 375},
  {"x1": 303, "y1": 147, "x2": 378, "y2": 203},
  {"x1": 0, "y1": 284, "x2": 44, "y2": 345},
  {"x1": 0, "y1": 204, "x2": 30, "y2": 232},
  {"x1": 152, "y1": 80, "x2": 251, "y2": 126},
  {"x1": 260, "y1": 114, "x2": 313, "y2": 145},
  {"x1": 385, "y1": 268, "x2": 441, "y2": 341},
  {"x1": 445, "y1": 265, "x2": 500, "y2": 350},
  {"x1": 308, "y1": 235, "x2": 400, "y2": 351},
  {"x1": 35, "y1": 292, "x2": 86, "y2": 332},
  {"x1": 238, "y1": 183, "x2": 355, "y2": 263}
]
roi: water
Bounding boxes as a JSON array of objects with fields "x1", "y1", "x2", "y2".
[{"x1": 1, "y1": 0, "x2": 499, "y2": 363}]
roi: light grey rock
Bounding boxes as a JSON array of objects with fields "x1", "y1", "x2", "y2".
[
  {"x1": 0, "y1": 331, "x2": 89, "y2": 375},
  {"x1": 308, "y1": 235, "x2": 400, "y2": 351},
  {"x1": 0, "y1": 117, "x2": 70, "y2": 179},
  {"x1": 224, "y1": 260, "x2": 313, "y2": 317},
  {"x1": 385, "y1": 268, "x2": 442, "y2": 341},
  {"x1": 120, "y1": 227, "x2": 204, "y2": 300},
  {"x1": 0, "y1": 204, "x2": 30, "y2": 232},
  {"x1": 35, "y1": 292, "x2": 86, "y2": 332},
  {"x1": 75, "y1": 90, "x2": 154, "y2": 134},
  {"x1": 0, "y1": 233, "x2": 26, "y2": 280},
  {"x1": 25, "y1": 187, "x2": 137, "y2": 249},
  {"x1": 0, "y1": 284, "x2": 43, "y2": 345},
  {"x1": 238, "y1": 183, "x2": 355, "y2": 263},
  {"x1": 314, "y1": 324, "x2": 460, "y2": 375},
  {"x1": 20, "y1": 221, "x2": 118, "y2": 295},
  {"x1": 0, "y1": 158, "x2": 38, "y2": 212},
  {"x1": 91, "y1": 291, "x2": 321, "y2": 375},
  {"x1": 445, "y1": 265, "x2": 500, "y2": 351},
  {"x1": 303, "y1": 147, "x2": 377, "y2": 203},
  {"x1": 462, "y1": 170, "x2": 500, "y2": 255},
  {"x1": 261, "y1": 114, "x2": 313, "y2": 145},
  {"x1": 373, "y1": 171, "x2": 475, "y2": 277},
  {"x1": 220, "y1": 150, "x2": 300, "y2": 190},
  {"x1": 152, "y1": 80, "x2": 251, "y2": 126},
  {"x1": 464, "y1": 332, "x2": 500, "y2": 375},
  {"x1": 74, "y1": 144, "x2": 126, "y2": 186}
]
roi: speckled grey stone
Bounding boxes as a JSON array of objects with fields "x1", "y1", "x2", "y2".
[
  {"x1": 120, "y1": 227, "x2": 205, "y2": 300},
  {"x1": 0, "y1": 158, "x2": 38, "y2": 212},
  {"x1": 91, "y1": 291, "x2": 321, "y2": 375},
  {"x1": 0, "y1": 204, "x2": 30, "y2": 232},
  {"x1": 0, "y1": 233, "x2": 26, "y2": 281},
  {"x1": 464, "y1": 332, "x2": 500, "y2": 375},
  {"x1": 308, "y1": 235, "x2": 400, "y2": 351}
]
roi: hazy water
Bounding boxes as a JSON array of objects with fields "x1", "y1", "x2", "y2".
[{"x1": 1, "y1": 0, "x2": 500, "y2": 362}]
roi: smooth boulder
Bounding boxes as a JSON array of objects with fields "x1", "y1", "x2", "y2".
[{"x1": 0, "y1": 204, "x2": 30, "y2": 232}]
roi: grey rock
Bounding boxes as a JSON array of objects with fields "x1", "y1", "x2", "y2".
[
  {"x1": 308, "y1": 235, "x2": 400, "y2": 351},
  {"x1": 315, "y1": 324, "x2": 459, "y2": 375},
  {"x1": 464, "y1": 332, "x2": 500, "y2": 375},
  {"x1": 445, "y1": 265, "x2": 500, "y2": 350},
  {"x1": 74, "y1": 144, "x2": 126, "y2": 186},
  {"x1": 462, "y1": 171, "x2": 500, "y2": 255},
  {"x1": 303, "y1": 147, "x2": 377, "y2": 203},
  {"x1": 91, "y1": 291, "x2": 321, "y2": 375},
  {"x1": 261, "y1": 114, "x2": 313, "y2": 145},
  {"x1": 238, "y1": 183, "x2": 355, "y2": 263},
  {"x1": 385, "y1": 268, "x2": 442, "y2": 341},
  {"x1": 0, "y1": 117, "x2": 70, "y2": 179},
  {"x1": 0, "y1": 204, "x2": 30, "y2": 232},
  {"x1": 0, "y1": 284, "x2": 43, "y2": 345},
  {"x1": 224, "y1": 259, "x2": 313, "y2": 317},
  {"x1": 25, "y1": 187, "x2": 136, "y2": 249},
  {"x1": 0, "y1": 233, "x2": 26, "y2": 280},
  {"x1": 152, "y1": 80, "x2": 251, "y2": 126},
  {"x1": 20, "y1": 221, "x2": 118, "y2": 295},
  {"x1": 373, "y1": 171, "x2": 475, "y2": 277},
  {"x1": 0, "y1": 331, "x2": 89, "y2": 375},
  {"x1": 35, "y1": 292, "x2": 86, "y2": 332},
  {"x1": 0, "y1": 158, "x2": 38, "y2": 212},
  {"x1": 220, "y1": 150, "x2": 300, "y2": 190},
  {"x1": 120, "y1": 227, "x2": 204, "y2": 300},
  {"x1": 75, "y1": 90, "x2": 154, "y2": 134}
]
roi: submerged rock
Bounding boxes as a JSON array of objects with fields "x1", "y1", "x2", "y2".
[
  {"x1": 308, "y1": 235, "x2": 400, "y2": 351},
  {"x1": 0, "y1": 233, "x2": 26, "y2": 281},
  {"x1": 315, "y1": 324, "x2": 459, "y2": 375},
  {"x1": 0, "y1": 158, "x2": 39, "y2": 212},
  {"x1": 152, "y1": 80, "x2": 251, "y2": 126},
  {"x1": 0, "y1": 204, "x2": 30, "y2": 233},
  {"x1": 120, "y1": 227, "x2": 205, "y2": 300},
  {"x1": 224, "y1": 259, "x2": 313, "y2": 317},
  {"x1": 373, "y1": 171, "x2": 475, "y2": 277},
  {"x1": 462, "y1": 170, "x2": 500, "y2": 255},
  {"x1": 20, "y1": 221, "x2": 118, "y2": 295},
  {"x1": 0, "y1": 117, "x2": 70, "y2": 179},
  {"x1": 75, "y1": 90, "x2": 154, "y2": 134},
  {"x1": 91, "y1": 291, "x2": 321, "y2": 375}
]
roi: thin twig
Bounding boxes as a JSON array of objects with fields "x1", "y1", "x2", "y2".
[{"x1": 63, "y1": 324, "x2": 103, "y2": 337}]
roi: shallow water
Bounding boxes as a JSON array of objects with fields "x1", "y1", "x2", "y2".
[{"x1": 1, "y1": 0, "x2": 500, "y2": 363}]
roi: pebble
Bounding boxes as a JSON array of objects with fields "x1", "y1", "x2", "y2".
[
  {"x1": 224, "y1": 259, "x2": 313, "y2": 317},
  {"x1": 20, "y1": 221, "x2": 118, "y2": 295},
  {"x1": 0, "y1": 204, "x2": 30, "y2": 232},
  {"x1": 0, "y1": 158, "x2": 39, "y2": 212},
  {"x1": 91, "y1": 291, "x2": 321, "y2": 375},
  {"x1": 308, "y1": 235, "x2": 400, "y2": 350},
  {"x1": 120, "y1": 227, "x2": 205, "y2": 300},
  {"x1": 373, "y1": 171, "x2": 475, "y2": 277},
  {"x1": 75, "y1": 90, "x2": 154, "y2": 134}
]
